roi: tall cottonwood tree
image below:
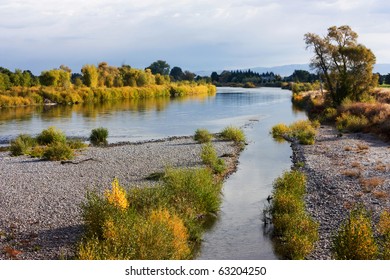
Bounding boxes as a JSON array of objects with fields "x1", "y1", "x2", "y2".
[{"x1": 305, "y1": 25, "x2": 377, "y2": 105}]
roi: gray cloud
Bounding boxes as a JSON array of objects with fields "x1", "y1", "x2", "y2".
[{"x1": 1, "y1": 0, "x2": 389, "y2": 74}]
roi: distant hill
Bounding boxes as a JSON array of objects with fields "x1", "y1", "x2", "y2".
[{"x1": 195, "y1": 63, "x2": 390, "y2": 77}]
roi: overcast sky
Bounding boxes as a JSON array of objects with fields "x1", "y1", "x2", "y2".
[{"x1": 1, "y1": 0, "x2": 390, "y2": 74}]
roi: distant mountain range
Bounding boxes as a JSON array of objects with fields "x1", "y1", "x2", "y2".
[{"x1": 196, "y1": 63, "x2": 390, "y2": 77}]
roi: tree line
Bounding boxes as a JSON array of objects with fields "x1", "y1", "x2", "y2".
[{"x1": 0, "y1": 60, "x2": 210, "y2": 91}]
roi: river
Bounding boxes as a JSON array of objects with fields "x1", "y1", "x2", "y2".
[{"x1": 0, "y1": 87, "x2": 306, "y2": 259}]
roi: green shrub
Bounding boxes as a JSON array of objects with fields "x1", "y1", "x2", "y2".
[
  {"x1": 10, "y1": 134, "x2": 36, "y2": 156},
  {"x1": 320, "y1": 107, "x2": 338, "y2": 123},
  {"x1": 271, "y1": 170, "x2": 318, "y2": 259},
  {"x1": 336, "y1": 112, "x2": 369, "y2": 132},
  {"x1": 271, "y1": 120, "x2": 317, "y2": 145},
  {"x1": 271, "y1": 123, "x2": 290, "y2": 141},
  {"x1": 332, "y1": 206, "x2": 378, "y2": 260},
  {"x1": 200, "y1": 143, "x2": 226, "y2": 174},
  {"x1": 37, "y1": 126, "x2": 66, "y2": 145},
  {"x1": 42, "y1": 142, "x2": 74, "y2": 161},
  {"x1": 220, "y1": 126, "x2": 246, "y2": 144},
  {"x1": 194, "y1": 128, "x2": 213, "y2": 143},
  {"x1": 90, "y1": 127, "x2": 108, "y2": 146},
  {"x1": 67, "y1": 139, "x2": 88, "y2": 149}
]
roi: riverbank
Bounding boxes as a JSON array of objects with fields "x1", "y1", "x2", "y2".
[
  {"x1": 0, "y1": 136, "x2": 240, "y2": 260},
  {"x1": 292, "y1": 125, "x2": 390, "y2": 259}
]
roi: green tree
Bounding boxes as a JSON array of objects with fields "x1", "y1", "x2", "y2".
[
  {"x1": 146, "y1": 60, "x2": 170, "y2": 75},
  {"x1": 170, "y1": 66, "x2": 184, "y2": 81},
  {"x1": 385, "y1": 73, "x2": 390, "y2": 85},
  {"x1": 305, "y1": 25, "x2": 377, "y2": 105},
  {"x1": 183, "y1": 71, "x2": 196, "y2": 82}
]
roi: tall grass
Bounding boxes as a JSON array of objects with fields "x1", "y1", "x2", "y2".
[
  {"x1": 90, "y1": 127, "x2": 109, "y2": 146},
  {"x1": 194, "y1": 128, "x2": 213, "y2": 143},
  {"x1": 220, "y1": 126, "x2": 246, "y2": 145},
  {"x1": 78, "y1": 167, "x2": 222, "y2": 259},
  {"x1": 200, "y1": 143, "x2": 226, "y2": 174},
  {"x1": 270, "y1": 170, "x2": 318, "y2": 259}
]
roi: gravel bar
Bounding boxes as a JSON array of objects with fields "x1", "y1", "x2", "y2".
[
  {"x1": 292, "y1": 125, "x2": 390, "y2": 259},
  {"x1": 0, "y1": 136, "x2": 240, "y2": 260}
]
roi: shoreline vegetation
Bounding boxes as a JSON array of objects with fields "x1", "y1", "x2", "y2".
[
  {"x1": 0, "y1": 127, "x2": 245, "y2": 260},
  {"x1": 0, "y1": 61, "x2": 216, "y2": 108},
  {"x1": 268, "y1": 26, "x2": 390, "y2": 260}
]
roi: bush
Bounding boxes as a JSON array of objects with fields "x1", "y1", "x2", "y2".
[
  {"x1": 200, "y1": 143, "x2": 226, "y2": 174},
  {"x1": 10, "y1": 134, "x2": 36, "y2": 156},
  {"x1": 336, "y1": 112, "x2": 369, "y2": 132},
  {"x1": 36, "y1": 126, "x2": 66, "y2": 145},
  {"x1": 271, "y1": 120, "x2": 317, "y2": 145},
  {"x1": 194, "y1": 128, "x2": 213, "y2": 143},
  {"x1": 67, "y1": 139, "x2": 88, "y2": 149},
  {"x1": 271, "y1": 123, "x2": 290, "y2": 141},
  {"x1": 332, "y1": 206, "x2": 378, "y2": 260},
  {"x1": 90, "y1": 127, "x2": 108, "y2": 146},
  {"x1": 220, "y1": 126, "x2": 246, "y2": 144},
  {"x1": 271, "y1": 170, "x2": 318, "y2": 259},
  {"x1": 42, "y1": 142, "x2": 74, "y2": 161}
]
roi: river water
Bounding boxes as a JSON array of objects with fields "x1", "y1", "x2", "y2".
[{"x1": 0, "y1": 87, "x2": 306, "y2": 259}]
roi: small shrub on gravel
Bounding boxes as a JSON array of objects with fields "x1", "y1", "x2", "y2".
[
  {"x1": 10, "y1": 134, "x2": 36, "y2": 156},
  {"x1": 37, "y1": 126, "x2": 66, "y2": 145},
  {"x1": 201, "y1": 143, "x2": 226, "y2": 174},
  {"x1": 332, "y1": 206, "x2": 378, "y2": 260},
  {"x1": 67, "y1": 139, "x2": 88, "y2": 150},
  {"x1": 42, "y1": 142, "x2": 74, "y2": 161},
  {"x1": 90, "y1": 127, "x2": 108, "y2": 146},
  {"x1": 271, "y1": 120, "x2": 317, "y2": 145},
  {"x1": 194, "y1": 128, "x2": 213, "y2": 143},
  {"x1": 220, "y1": 126, "x2": 246, "y2": 144}
]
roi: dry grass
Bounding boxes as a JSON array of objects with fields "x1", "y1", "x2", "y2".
[
  {"x1": 373, "y1": 190, "x2": 389, "y2": 200},
  {"x1": 344, "y1": 146, "x2": 353, "y2": 151},
  {"x1": 356, "y1": 143, "x2": 369, "y2": 151},
  {"x1": 375, "y1": 163, "x2": 388, "y2": 172},
  {"x1": 351, "y1": 162, "x2": 361, "y2": 168},
  {"x1": 360, "y1": 177, "x2": 385, "y2": 193},
  {"x1": 342, "y1": 169, "x2": 361, "y2": 178}
]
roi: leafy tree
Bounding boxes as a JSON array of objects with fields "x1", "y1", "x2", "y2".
[
  {"x1": 0, "y1": 73, "x2": 11, "y2": 90},
  {"x1": 211, "y1": 72, "x2": 219, "y2": 82},
  {"x1": 170, "y1": 66, "x2": 184, "y2": 81},
  {"x1": 305, "y1": 25, "x2": 377, "y2": 105},
  {"x1": 385, "y1": 73, "x2": 390, "y2": 85},
  {"x1": 146, "y1": 60, "x2": 170, "y2": 75},
  {"x1": 182, "y1": 70, "x2": 196, "y2": 81},
  {"x1": 81, "y1": 64, "x2": 99, "y2": 87}
]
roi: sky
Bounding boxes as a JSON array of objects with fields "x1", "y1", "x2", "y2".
[{"x1": 1, "y1": 0, "x2": 390, "y2": 74}]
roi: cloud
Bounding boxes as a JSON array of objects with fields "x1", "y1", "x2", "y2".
[{"x1": 1, "y1": 0, "x2": 389, "y2": 73}]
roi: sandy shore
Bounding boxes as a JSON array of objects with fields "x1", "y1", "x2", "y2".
[
  {"x1": 0, "y1": 137, "x2": 240, "y2": 260},
  {"x1": 292, "y1": 125, "x2": 390, "y2": 259}
]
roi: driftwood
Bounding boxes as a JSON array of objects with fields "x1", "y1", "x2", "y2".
[{"x1": 60, "y1": 158, "x2": 100, "y2": 165}]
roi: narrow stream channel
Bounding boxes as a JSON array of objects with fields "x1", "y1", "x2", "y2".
[{"x1": 198, "y1": 95, "x2": 306, "y2": 259}]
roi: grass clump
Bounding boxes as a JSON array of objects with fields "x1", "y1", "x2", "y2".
[
  {"x1": 220, "y1": 126, "x2": 246, "y2": 145},
  {"x1": 10, "y1": 134, "x2": 36, "y2": 156},
  {"x1": 332, "y1": 206, "x2": 378, "y2": 260},
  {"x1": 36, "y1": 126, "x2": 66, "y2": 145},
  {"x1": 90, "y1": 127, "x2": 108, "y2": 146},
  {"x1": 270, "y1": 170, "x2": 318, "y2": 259},
  {"x1": 200, "y1": 143, "x2": 226, "y2": 174},
  {"x1": 271, "y1": 120, "x2": 317, "y2": 145},
  {"x1": 78, "y1": 167, "x2": 222, "y2": 260},
  {"x1": 42, "y1": 142, "x2": 74, "y2": 161},
  {"x1": 377, "y1": 210, "x2": 390, "y2": 259},
  {"x1": 194, "y1": 128, "x2": 213, "y2": 143}
]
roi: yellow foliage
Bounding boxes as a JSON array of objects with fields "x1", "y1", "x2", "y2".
[
  {"x1": 378, "y1": 210, "x2": 390, "y2": 236},
  {"x1": 149, "y1": 209, "x2": 190, "y2": 259},
  {"x1": 104, "y1": 178, "x2": 129, "y2": 210}
]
